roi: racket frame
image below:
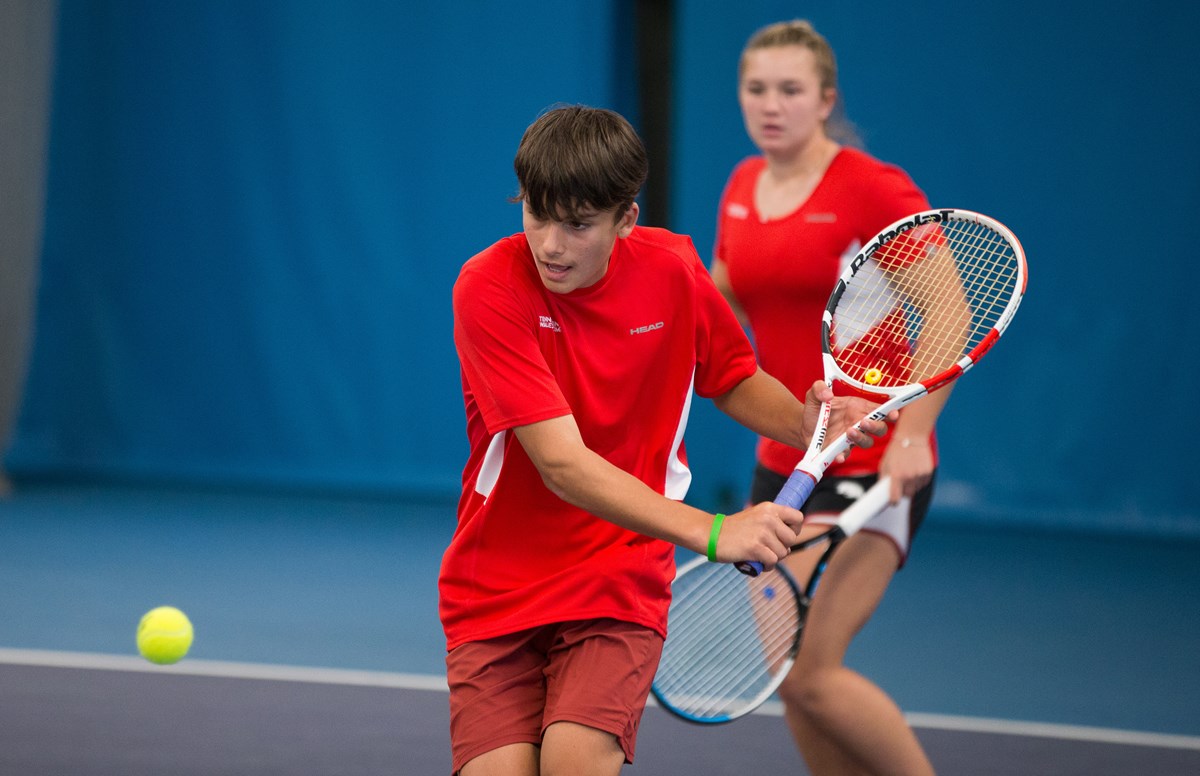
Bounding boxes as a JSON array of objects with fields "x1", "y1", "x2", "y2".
[
  {"x1": 652, "y1": 479, "x2": 893, "y2": 723},
  {"x1": 740, "y1": 209, "x2": 1026, "y2": 574},
  {"x1": 651, "y1": 555, "x2": 804, "y2": 724}
]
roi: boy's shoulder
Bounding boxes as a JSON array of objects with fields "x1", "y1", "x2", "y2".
[
  {"x1": 459, "y1": 233, "x2": 530, "y2": 276},
  {"x1": 454, "y1": 233, "x2": 535, "y2": 297},
  {"x1": 466, "y1": 232, "x2": 529, "y2": 266},
  {"x1": 625, "y1": 225, "x2": 701, "y2": 265}
]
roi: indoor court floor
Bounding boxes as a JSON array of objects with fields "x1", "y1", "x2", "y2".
[{"x1": 2, "y1": 483, "x2": 1198, "y2": 774}]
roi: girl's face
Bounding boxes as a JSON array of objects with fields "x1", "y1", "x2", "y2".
[{"x1": 738, "y1": 45, "x2": 836, "y2": 156}]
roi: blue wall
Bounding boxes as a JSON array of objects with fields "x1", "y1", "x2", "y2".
[
  {"x1": 8, "y1": 1, "x2": 1198, "y2": 535},
  {"x1": 8, "y1": 1, "x2": 628, "y2": 495}
]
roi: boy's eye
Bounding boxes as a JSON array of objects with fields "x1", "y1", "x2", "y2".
[{"x1": 567, "y1": 221, "x2": 590, "y2": 231}]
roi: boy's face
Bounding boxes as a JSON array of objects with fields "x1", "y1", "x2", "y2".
[{"x1": 523, "y1": 202, "x2": 638, "y2": 294}]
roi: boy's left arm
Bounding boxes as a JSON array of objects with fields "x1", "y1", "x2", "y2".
[{"x1": 713, "y1": 369, "x2": 892, "y2": 452}]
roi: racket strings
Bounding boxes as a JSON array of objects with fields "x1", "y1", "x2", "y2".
[
  {"x1": 656, "y1": 598, "x2": 796, "y2": 717},
  {"x1": 653, "y1": 562, "x2": 802, "y2": 720},
  {"x1": 831, "y1": 218, "x2": 1021, "y2": 386},
  {"x1": 659, "y1": 571, "x2": 797, "y2": 691},
  {"x1": 951, "y1": 221, "x2": 1019, "y2": 323}
]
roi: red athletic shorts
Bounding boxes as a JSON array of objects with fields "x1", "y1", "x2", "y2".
[{"x1": 444, "y1": 618, "x2": 664, "y2": 774}]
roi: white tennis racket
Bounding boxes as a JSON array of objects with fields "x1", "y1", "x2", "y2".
[
  {"x1": 737, "y1": 208, "x2": 1027, "y2": 575},
  {"x1": 652, "y1": 478, "x2": 893, "y2": 723}
]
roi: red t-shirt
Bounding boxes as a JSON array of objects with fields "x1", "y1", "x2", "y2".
[
  {"x1": 714, "y1": 148, "x2": 934, "y2": 477},
  {"x1": 442, "y1": 225, "x2": 758, "y2": 650}
]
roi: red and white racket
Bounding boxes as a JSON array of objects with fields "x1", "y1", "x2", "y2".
[{"x1": 738, "y1": 208, "x2": 1027, "y2": 576}]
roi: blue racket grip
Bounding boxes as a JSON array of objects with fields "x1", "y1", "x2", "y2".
[{"x1": 734, "y1": 471, "x2": 817, "y2": 577}]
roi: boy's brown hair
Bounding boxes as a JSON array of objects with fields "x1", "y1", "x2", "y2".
[{"x1": 513, "y1": 105, "x2": 648, "y2": 224}]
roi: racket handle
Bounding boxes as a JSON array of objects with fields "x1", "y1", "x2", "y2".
[
  {"x1": 774, "y1": 470, "x2": 818, "y2": 510},
  {"x1": 734, "y1": 471, "x2": 818, "y2": 577}
]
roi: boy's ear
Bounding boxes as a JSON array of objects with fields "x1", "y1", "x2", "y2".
[{"x1": 617, "y1": 202, "x2": 639, "y2": 238}]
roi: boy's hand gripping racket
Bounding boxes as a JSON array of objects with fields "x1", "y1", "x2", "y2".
[
  {"x1": 738, "y1": 208, "x2": 1027, "y2": 576},
  {"x1": 652, "y1": 478, "x2": 894, "y2": 723}
]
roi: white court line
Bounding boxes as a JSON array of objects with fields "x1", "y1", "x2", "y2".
[
  {"x1": 4, "y1": 648, "x2": 1198, "y2": 752},
  {"x1": 0, "y1": 647, "x2": 447, "y2": 692},
  {"x1": 759, "y1": 700, "x2": 1200, "y2": 752}
]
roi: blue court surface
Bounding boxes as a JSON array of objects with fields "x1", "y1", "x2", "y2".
[{"x1": 2, "y1": 483, "x2": 1198, "y2": 774}]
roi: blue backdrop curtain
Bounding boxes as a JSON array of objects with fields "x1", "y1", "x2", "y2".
[
  {"x1": 8, "y1": 0, "x2": 1199, "y2": 537},
  {"x1": 8, "y1": 1, "x2": 629, "y2": 494}
]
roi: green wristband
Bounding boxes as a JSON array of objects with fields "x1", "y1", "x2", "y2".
[{"x1": 706, "y1": 513, "x2": 726, "y2": 562}]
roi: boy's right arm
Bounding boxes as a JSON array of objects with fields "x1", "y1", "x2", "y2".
[{"x1": 513, "y1": 414, "x2": 804, "y2": 568}]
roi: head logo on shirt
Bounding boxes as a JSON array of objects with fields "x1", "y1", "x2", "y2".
[
  {"x1": 630, "y1": 321, "x2": 664, "y2": 335},
  {"x1": 725, "y1": 202, "x2": 750, "y2": 220}
]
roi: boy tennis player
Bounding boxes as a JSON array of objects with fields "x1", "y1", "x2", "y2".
[{"x1": 442, "y1": 105, "x2": 889, "y2": 776}]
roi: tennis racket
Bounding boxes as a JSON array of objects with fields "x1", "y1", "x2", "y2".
[
  {"x1": 738, "y1": 208, "x2": 1027, "y2": 576},
  {"x1": 651, "y1": 478, "x2": 894, "y2": 723}
]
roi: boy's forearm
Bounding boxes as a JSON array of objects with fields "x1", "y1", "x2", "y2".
[
  {"x1": 712, "y1": 368, "x2": 808, "y2": 449},
  {"x1": 514, "y1": 418, "x2": 714, "y2": 554}
]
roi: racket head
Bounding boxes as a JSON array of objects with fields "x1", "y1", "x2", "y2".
[
  {"x1": 652, "y1": 556, "x2": 804, "y2": 724},
  {"x1": 826, "y1": 209, "x2": 1026, "y2": 395}
]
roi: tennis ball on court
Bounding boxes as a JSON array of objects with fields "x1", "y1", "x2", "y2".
[
  {"x1": 137, "y1": 606, "x2": 194, "y2": 665},
  {"x1": 864, "y1": 368, "x2": 883, "y2": 385}
]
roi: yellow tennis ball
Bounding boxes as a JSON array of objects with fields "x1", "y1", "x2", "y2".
[
  {"x1": 864, "y1": 368, "x2": 883, "y2": 385},
  {"x1": 137, "y1": 606, "x2": 194, "y2": 665}
]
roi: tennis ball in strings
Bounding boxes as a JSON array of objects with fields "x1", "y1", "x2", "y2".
[{"x1": 137, "y1": 606, "x2": 194, "y2": 665}]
